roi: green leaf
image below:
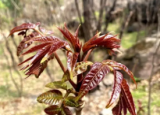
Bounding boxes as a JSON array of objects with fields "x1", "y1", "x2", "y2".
[
  {"x1": 63, "y1": 96, "x2": 79, "y2": 107},
  {"x1": 37, "y1": 89, "x2": 63, "y2": 105},
  {"x1": 45, "y1": 81, "x2": 67, "y2": 90}
]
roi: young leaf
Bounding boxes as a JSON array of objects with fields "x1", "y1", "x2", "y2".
[
  {"x1": 121, "y1": 79, "x2": 137, "y2": 115},
  {"x1": 44, "y1": 105, "x2": 61, "y2": 115},
  {"x1": 115, "y1": 63, "x2": 137, "y2": 86},
  {"x1": 82, "y1": 33, "x2": 120, "y2": 55},
  {"x1": 44, "y1": 105, "x2": 72, "y2": 115},
  {"x1": 45, "y1": 81, "x2": 67, "y2": 90},
  {"x1": 112, "y1": 79, "x2": 137, "y2": 115},
  {"x1": 67, "y1": 51, "x2": 79, "y2": 71},
  {"x1": 112, "y1": 98, "x2": 122, "y2": 115},
  {"x1": 63, "y1": 96, "x2": 79, "y2": 107},
  {"x1": 73, "y1": 61, "x2": 93, "y2": 76},
  {"x1": 37, "y1": 89, "x2": 63, "y2": 105},
  {"x1": 9, "y1": 22, "x2": 40, "y2": 36},
  {"x1": 20, "y1": 47, "x2": 54, "y2": 78},
  {"x1": 77, "y1": 62, "x2": 110, "y2": 100},
  {"x1": 23, "y1": 36, "x2": 69, "y2": 62},
  {"x1": 58, "y1": 24, "x2": 81, "y2": 52},
  {"x1": 61, "y1": 105, "x2": 73, "y2": 115},
  {"x1": 103, "y1": 60, "x2": 137, "y2": 86},
  {"x1": 106, "y1": 71, "x2": 123, "y2": 108},
  {"x1": 17, "y1": 32, "x2": 40, "y2": 56}
]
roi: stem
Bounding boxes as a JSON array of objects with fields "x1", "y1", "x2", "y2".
[
  {"x1": 76, "y1": 54, "x2": 83, "y2": 92},
  {"x1": 54, "y1": 52, "x2": 66, "y2": 72},
  {"x1": 58, "y1": 90, "x2": 70, "y2": 107},
  {"x1": 69, "y1": 79, "x2": 77, "y2": 89},
  {"x1": 75, "y1": 108, "x2": 82, "y2": 115}
]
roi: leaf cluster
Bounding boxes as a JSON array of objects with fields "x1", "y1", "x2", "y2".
[{"x1": 9, "y1": 22, "x2": 137, "y2": 115}]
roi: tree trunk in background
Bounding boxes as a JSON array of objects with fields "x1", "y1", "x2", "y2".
[
  {"x1": 82, "y1": 0, "x2": 96, "y2": 41},
  {"x1": 103, "y1": 0, "x2": 117, "y2": 32},
  {"x1": 97, "y1": 0, "x2": 107, "y2": 31}
]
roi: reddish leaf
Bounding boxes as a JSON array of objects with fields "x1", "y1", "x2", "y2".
[
  {"x1": 78, "y1": 63, "x2": 110, "y2": 99},
  {"x1": 58, "y1": 24, "x2": 81, "y2": 52},
  {"x1": 113, "y1": 63, "x2": 137, "y2": 86},
  {"x1": 27, "y1": 36, "x2": 63, "y2": 43},
  {"x1": 17, "y1": 32, "x2": 40, "y2": 56},
  {"x1": 67, "y1": 51, "x2": 79, "y2": 71},
  {"x1": 20, "y1": 49, "x2": 54, "y2": 78},
  {"x1": 103, "y1": 60, "x2": 137, "y2": 86},
  {"x1": 24, "y1": 36, "x2": 69, "y2": 62},
  {"x1": 22, "y1": 42, "x2": 52, "y2": 56},
  {"x1": 121, "y1": 79, "x2": 137, "y2": 115},
  {"x1": 9, "y1": 22, "x2": 40, "y2": 36},
  {"x1": 18, "y1": 56, "x2": 34, "y2": 66},
  {"x1": 27, "y1": 45, "x2": 51, "y2": 65},
  {"x1": 106, "y1": 71, "x2": 123, "y2": 108},
  {"x1": 82, "y1": 33, "x2": 120, "y2": 55},
  {"x1": 61, "y1": 105, "x2": 73, "y2": 115},
  {"x1": 44, "y1": 105, "x2": 61, "y2": 115},
  {"x1": 112, "y1": 79, "x2": 137, "y2": 115},
  {"x1": 112, "y1": 99, "x2": 122, "y2": 115}
]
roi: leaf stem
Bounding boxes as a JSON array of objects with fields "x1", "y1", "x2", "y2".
[
  {"x1": 69, "y1": 79, "x2": 77, "y2": 89},
  {"x1": 54, "y1": 52, "x2": 66, "y2": 73},
  {"x1": 58, "y1": 90, "x2": 70, "y2": 107}
]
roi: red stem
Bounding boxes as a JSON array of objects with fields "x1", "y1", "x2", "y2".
[{"x1": 54, "y1": 52, "x2": 66, "y2": 72}]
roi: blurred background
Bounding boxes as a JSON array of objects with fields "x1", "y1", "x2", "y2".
[{"x1": 0, "y1": 0, "x2": 160, "y2": 115}]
